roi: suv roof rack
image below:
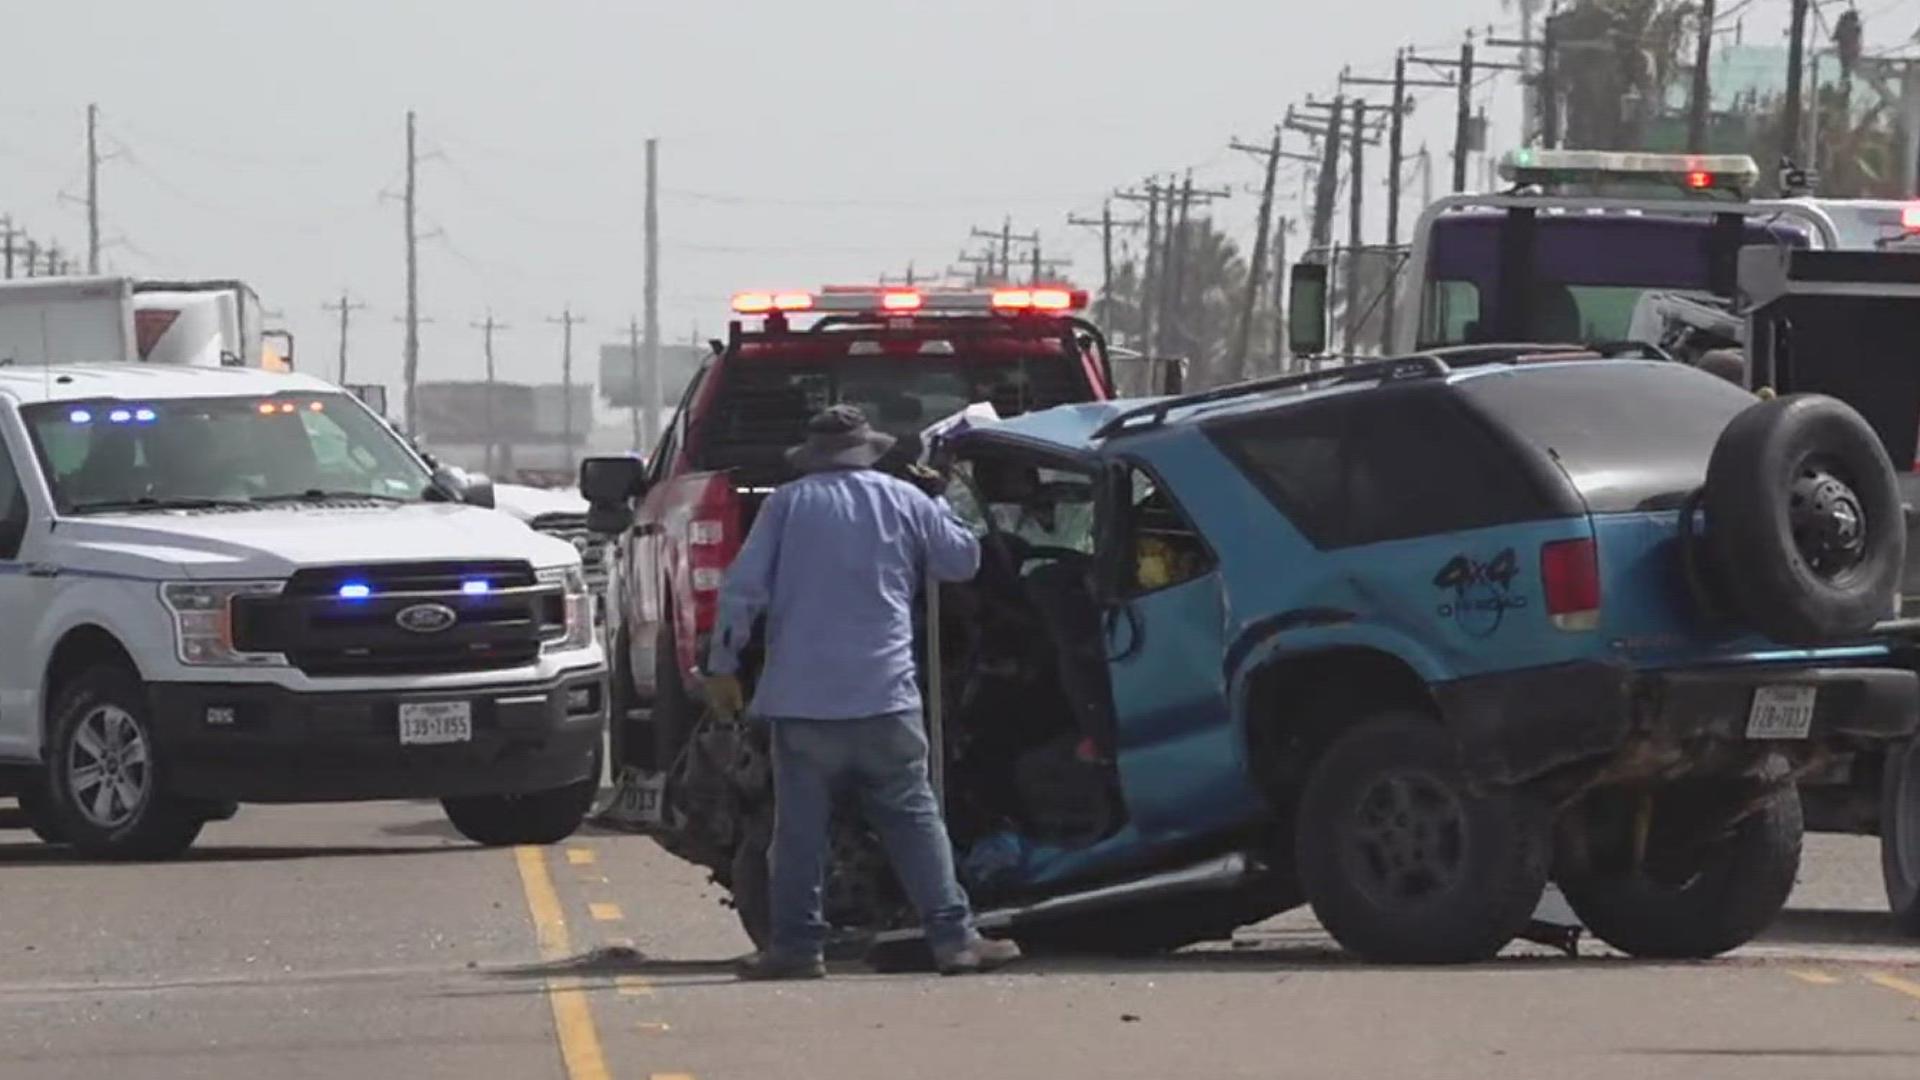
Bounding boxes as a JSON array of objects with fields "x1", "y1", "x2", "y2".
[{"x1": 1092, "y1": 342, "x2": 1659, "y2": 441}]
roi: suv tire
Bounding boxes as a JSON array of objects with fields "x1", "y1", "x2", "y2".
[
  {"x1": 1883, "y1": 738, "x2": 1920, "y2": 936},
  {"x1": 44, "y1": 664, "x2": 203, "y2": 860},
  {"x1": 443, "y1": 739, "x2": 601, "y2": 846},
  {"x1": 1296, "y1": 711, "x2": 1550, "y2": 963},
  {"x1": 1705, "y1": 394, "x2": 1903, "y2": 643},
  {"x1": 1560, "y1": 784, "x2": 1802, "y2": 959}
]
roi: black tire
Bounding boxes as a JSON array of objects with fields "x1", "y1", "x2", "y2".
[
  {"x1": 652, "y1": 620, "x2": 696, "y2": 773},
  {"x1": 1296, "y1": 711, "x2": 1551, "y2": 964},
  {"x1": 729, "y1": 806, "x2": 773, "y2": 950},
  {"x1": 443, "y1": 738, "x2": 601, "y2": 846},
  {"x1": 1705, "y1": 394, "x2": 1904, "y2": 644},
  {"x1": 16, "y1": 783, "x2": 69, "y2": 846},
  {"x1": 1560, "y1": 785, "x2": 1803, "y2": 959},
  {"x1": 43, "y1": 664, "x2": 203, "y2": 860},
  {"x1": 606, "y1": 627, "x2": 639, "y2": 773},
  {"x1": 1882, "y1": 738, "x2": 1920, "y2": 936}
]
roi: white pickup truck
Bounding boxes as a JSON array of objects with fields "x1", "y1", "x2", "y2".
[{"x1": 0, "y1": 364, "x2": 605, "y2": 858}]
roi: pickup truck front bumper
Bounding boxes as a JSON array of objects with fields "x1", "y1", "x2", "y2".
[
  {"x1": 148, "y1": 669, "x2": 606, "y2": 803},
  {"x1": 1433, "y1": 661, "x2": 1919, "y2": 786}
]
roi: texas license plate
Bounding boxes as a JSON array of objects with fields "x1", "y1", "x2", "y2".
[
  {"x1": 398, "y1": 701, "x2": 473, "y2": 745},
  {"x1": 1746, "y1": 685, "x2": 1816, "y2": 740}
]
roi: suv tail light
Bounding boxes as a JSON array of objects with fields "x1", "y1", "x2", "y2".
[{"x1": 1541, "y1": 538, "x2": 1601, "y2": 631}]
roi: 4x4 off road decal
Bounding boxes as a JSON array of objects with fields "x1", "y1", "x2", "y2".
[{"x1": 1433, "y1": 548, "x2": 1527, "y2": 637}]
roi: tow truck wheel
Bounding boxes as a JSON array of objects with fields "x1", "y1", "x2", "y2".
[
  {"x1": 44, "y1": 664, "x2": 203, "y2": 861},
  {"x1": 1883, "y1": 738, "x2": 1920, "y2": 936},
  {"x1": 442, "y1": 739, "x2": 601, "y2": 847},
  {"x1": 1559, "y1": 783, "x2": 1802, "y2": 959},
  {"x1": 652, "y1": 621, "x2": 696, "y2": 772},
  {"x1": 1296, "y1": 711, "x2": 1551, "y2": 964}
]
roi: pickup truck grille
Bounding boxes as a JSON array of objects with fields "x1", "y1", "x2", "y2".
[{"x1": 233, "y1": 560, "x2": 561, "y2": 677}]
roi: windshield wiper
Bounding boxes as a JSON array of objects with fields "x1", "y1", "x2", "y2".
[
  {"x1": 250, "y1": 489, "x2": 411, "y2": 504},
  {"x1": 67, "y1": 496, "x2": 257, "y2": 515}
]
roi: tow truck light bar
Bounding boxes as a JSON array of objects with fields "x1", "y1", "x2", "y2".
[
  {"x1": 1499, "y1": 149, "x2": 1760, "y2": 197},
  {"x1": 730, "y1": 286, "x2": 1088, "y2": 316}
]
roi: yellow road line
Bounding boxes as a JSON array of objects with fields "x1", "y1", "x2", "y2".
[
  {"x1": 513, "y1": 846, "x2": 611, "y2": 1080},
  {"x1": 1865, "y1": 971, "x2": 1920, "y2": 1001},
  {"x1": 566, "y1": 847, "x2": 598, "y2": 866},
  {"x1": 1789, "y1": 970, "x2": 1841, "y2": 986},
  {"x1": 589, "y1": 902, "x2": 625, "y2": 922},
  {"x1": 616, "y1": 975, "x2": 654, "y2": 997}
]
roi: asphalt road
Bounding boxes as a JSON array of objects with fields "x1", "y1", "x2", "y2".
[{"x1": 3, "y1": 797, "x2": 1919, "y2": 1080}]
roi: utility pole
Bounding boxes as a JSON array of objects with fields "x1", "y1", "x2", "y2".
[
  {"x1": 1688, "y1": 0, "x2": 1717, "y2": 153},
  {"x1": 0, "y1": 217, "x2": 18, "y2": 279},
  {"x1": 1068, "y1": 201, "x2": 1143, "y2": 330},
  {"x1": 1229, "y1": 128, "x2": 1284, "y2": 376},
  {"x1": 402, "y1": 110, "x2": 422, "y2": 434},
  {"x1": 1342, "y1": 56, "x2": 1451, "y2": 350},
  {"x1": 628, "y1": 316, "x2": 644, "y2": 452},
  {"x1": 970, "y1": 218, "x2": 1037, "y2": 282},
  {"x1": 23, "y1": 239, "x2": 38, "y2": 279},
  {"x1": 1453, "y1": 39, "x2": 1475, "y2": 192},
  {"x1": 1783, "y1": 0, "x2": 1810, "y2": 170},
  {"x1": 1346, "y1": 101, "x2": 1368, "y2": 354},
  {"x1": 324, "y1": 293, "x2": 366, "y2": 384},
  {"x1": 86, "y1": 103, "x2": 101, "y2": 275},
  {"x1": 1310, "y1": 101, "x2": 1345, "y2": 251},
  {"x1": 644, "y1": 137, "x2": 662, "y2": 455},
  {"x1": 1114, "y1": 181, "x2": 1165, "y2": 352},
  {"x1": 1159, "y1": 174, "x2": 1231, "y2": 362},
  {"x1": 547, "y1": 309, "x2": 586, "y2": 472},
  {"x1": 470, "y1": 312, "x2": 507, "y2": 475},
  {"x1": 1270, "y1": 216, "x2": 1291, "y2": 369},
  {"x1": 1518, "y1": 0, "x2": 1541, "y2": 145}
]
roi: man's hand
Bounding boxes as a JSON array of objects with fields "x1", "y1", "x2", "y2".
[
  {"x1": 905, "y1": 463, "x2": 948, "y2": 498},
  {"x1": 704, "y1": 673, "x2": 745, "y2": 718}
]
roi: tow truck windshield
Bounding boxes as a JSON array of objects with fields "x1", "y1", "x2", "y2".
[
  {"x1": 24, "y1": 392, "x2": 432, "y2": 514},
  {"x1": 1419, "y1": 213, "x2": 1812, "y2": 348}
]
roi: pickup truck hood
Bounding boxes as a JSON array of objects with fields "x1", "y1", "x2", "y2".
[
  {"x1": 493, "y1": 483, "x2": 589, "y2": 524},
  {"x1": 56, "y1": 503, "x2": 579, "y2": 581}
]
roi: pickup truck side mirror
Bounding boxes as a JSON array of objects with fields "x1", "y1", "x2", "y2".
[
  {"x1": 579, "y1": 455, "x2": 648, "y2": 535},
  {"x1": 1288, "y1": 262, "x2": 1330, "y2": 358},
  {"x1": 430, "y1": 464, "x2": 495, "y2": 509}
]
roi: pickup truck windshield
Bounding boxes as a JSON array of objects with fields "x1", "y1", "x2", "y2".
[
  {"x1": 23, "y1": 392, "x2": 432, "y2": 514},
  {"x1": 692, "y1": 354, "x2": 1089, "y2": 472},
  {"x1": 1421, "y1": 213, "x2": 1811, "y2": 347}
]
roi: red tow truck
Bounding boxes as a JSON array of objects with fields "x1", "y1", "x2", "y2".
[{"x1": 599, "y1": 284, "x2": 1128, "y2": 807}]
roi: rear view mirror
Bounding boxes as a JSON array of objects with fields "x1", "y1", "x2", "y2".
[
  {"x1": 580, "y1": 455, "x2": 648, "y2": 506},
  {"x1": 1288, "y1": 263, "x2": 1330, "y2": 358}
]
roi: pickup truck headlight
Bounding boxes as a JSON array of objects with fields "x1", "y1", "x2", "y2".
[
  {"x1": 159, "y1": 581, "x2": 286, "y2": 666},
  {"x1": 538, "y1": 566, "x2": 594, "y2": 653}
]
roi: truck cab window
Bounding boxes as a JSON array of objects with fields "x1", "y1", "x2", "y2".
[{"x1": 1121, "y1": 468, "x2": 1210, "y2": 594}]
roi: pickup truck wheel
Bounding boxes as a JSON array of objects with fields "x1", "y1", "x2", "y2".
[
  {"x1": 653, "y1": 622, "x2": 695, "y2": 771},
  {"x1": 44, "y1": 665, "x2": 203, "y2": 860},
  {"x1": 1296, "y1": 711, "x2": 1550, "y2": 964},
  {"x1": 1705, "y1": 394, "x2": 1903, "y2": 643},
  {"x1": 442, "y1": 739, "x2": 601, "y2": 846},
  {"x1": 607, "y1": 627, "x2": 638, "y2": 771},
  {"x1": 16, "y1": 783, "x2": 69, "y2": 845},
  {"x1": 1560, "y1": 784, "x2": 1802, "y2": 959},
  {"x1": 1883, "y1": 738, "x2": 1920, "y2": 935}
]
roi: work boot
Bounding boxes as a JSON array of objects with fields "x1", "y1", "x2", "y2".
[
  {"x1": 935, "y1": 936, "x2": 1023, "y2": 976},
  {"x1": 734, "y1": 950, "x2": 826, "y2": 982}
]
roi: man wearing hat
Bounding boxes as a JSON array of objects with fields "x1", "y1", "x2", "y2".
[{"x1": 706, "y1": 404, "x2": 1022, "y2": 980}]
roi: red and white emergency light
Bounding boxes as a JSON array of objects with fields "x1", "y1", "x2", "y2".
[{"x1": 731, "y1": 285, "x2": 1089, "y2": 317}]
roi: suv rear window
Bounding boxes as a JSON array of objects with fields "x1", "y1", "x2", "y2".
[
  {"x1": 1210, "y1": 384, "x2": 1564, "y2": 548},
  {"x1": 1455, "y1": 361, "x2": 1756, "y2": 512},
  {"x1": 693, "y1": 354, "x2": 1089, "y2": 472}
]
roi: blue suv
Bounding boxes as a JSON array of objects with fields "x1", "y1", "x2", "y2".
[{"x1": 594, "y1": 348, "x2": 1920, "y2": 964}]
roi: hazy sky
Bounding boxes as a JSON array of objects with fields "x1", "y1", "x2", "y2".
[{"x1": 0, "y1": 0, "x2": 1806, "y2": 417}]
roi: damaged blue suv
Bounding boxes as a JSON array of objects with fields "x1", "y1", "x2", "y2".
[{"x1": 609, "y1": 347, "x2": 1920, "y2": 964}]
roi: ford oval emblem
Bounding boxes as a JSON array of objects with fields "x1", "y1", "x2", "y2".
[{"x1": 396, "y1": 602, "x2": 458, "y2": 634}]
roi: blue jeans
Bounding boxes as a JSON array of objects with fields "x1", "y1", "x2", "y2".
[{"x1": 766, "y1": 710, "x2": 978, "y2": 960}]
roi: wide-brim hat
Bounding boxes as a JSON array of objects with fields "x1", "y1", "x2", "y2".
[{"x1": 785, "y1": 404, "x2": 898, "y2": 472}]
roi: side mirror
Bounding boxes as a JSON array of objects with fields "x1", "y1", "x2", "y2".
[
  {"x1": 580, "y1": 455, "x2": 648, "y2": 504},
  {"x1": 1288, "y1": 262, "x2": 1330, "y2": 358},
  {"x1": 429, "y1": 464, "x2": 495, "y2": 509}
]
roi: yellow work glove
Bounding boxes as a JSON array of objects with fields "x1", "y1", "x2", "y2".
[{"x1": 704, "y1": 673, "x2": 745, "y2": 718}]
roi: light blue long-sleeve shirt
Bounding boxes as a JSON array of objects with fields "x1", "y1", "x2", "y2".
[{"x1": 707, "y1": 468, "x2": 981, "y2": 720}]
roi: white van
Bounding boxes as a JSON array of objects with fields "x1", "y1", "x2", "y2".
[{"x1": 0, "y1": 364, "x2": 605, "y2": 858}]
